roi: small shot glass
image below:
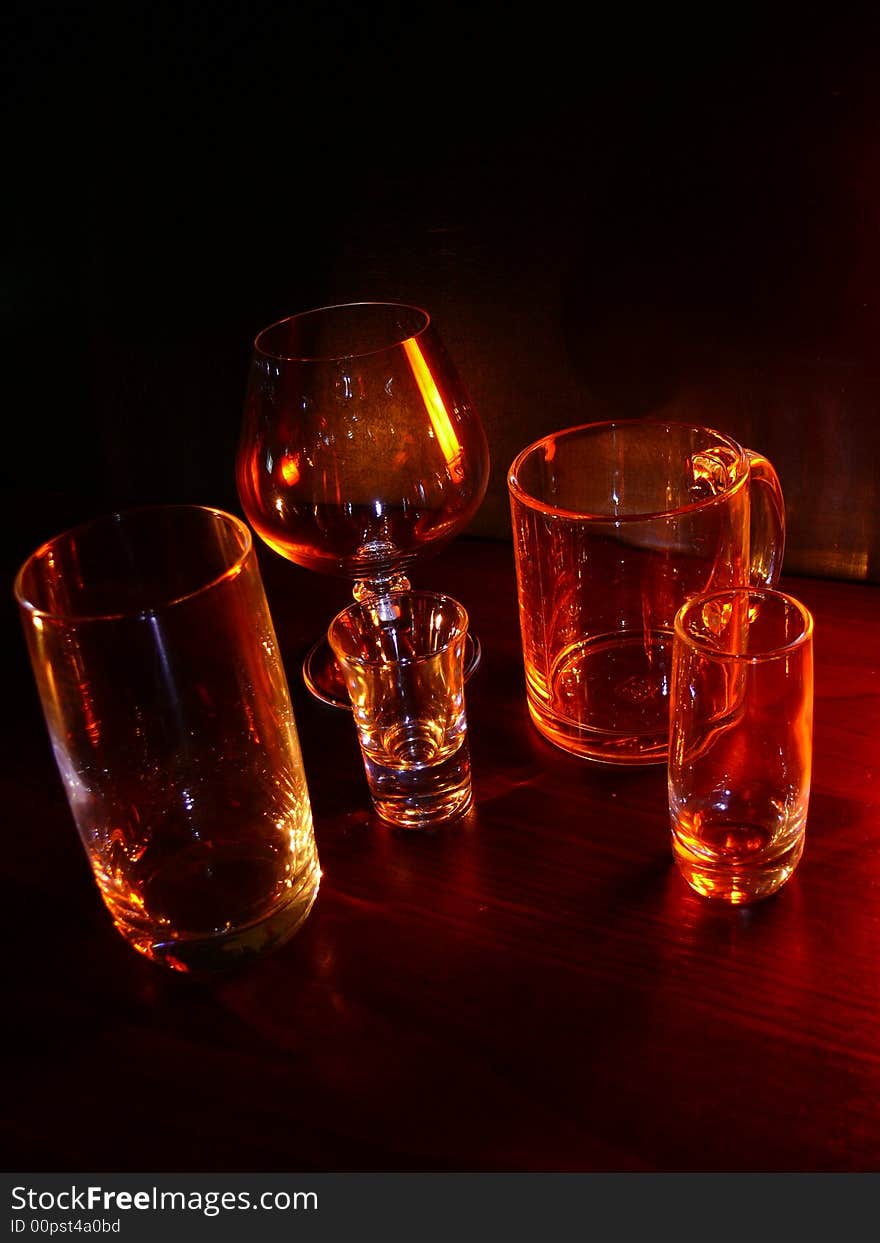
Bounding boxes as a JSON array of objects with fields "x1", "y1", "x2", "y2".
[
  {"x1": 328, "y1": 591, "x2": 473, "y2": 829},
  {"x1": 668, "y1": 586, "x2": 814, "y2": 904}
]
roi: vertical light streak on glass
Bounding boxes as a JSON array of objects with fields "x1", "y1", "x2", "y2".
[{"x1": 402, "y1": 337, "x2": 465, "y2": 483}]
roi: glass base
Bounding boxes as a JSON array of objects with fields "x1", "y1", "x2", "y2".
[
  {"x1": 368, "y1": 740, "x2": 473, "y2": 828},
  {"x1": 303, "y1": 631, "x2": 483, "y2": 709},
  {"x1": 115, "y1": 862, "x2": 321, "y2": 972},
  {"x1": 672, "y1": 822, "x2": 805, "y2": 905}
]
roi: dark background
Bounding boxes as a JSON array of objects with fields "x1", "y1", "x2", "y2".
[{"x1": 5, "y1": 3, "x2": 880, "y2": 583}]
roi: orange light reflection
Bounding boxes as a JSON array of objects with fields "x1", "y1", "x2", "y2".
[
  {"x1": 280, "y1": 454, "x2": 301, "y2": 486},
  {"x1": 402, "y1": 337, "x2": 464, "y2": 483}
]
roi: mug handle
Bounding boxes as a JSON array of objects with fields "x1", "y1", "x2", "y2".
[{"x1": 746, "y1": 449, "x2": 786, "y2": 587}]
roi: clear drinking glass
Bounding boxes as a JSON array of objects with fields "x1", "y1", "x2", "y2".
[
  {"x1": 14, "y1": 505, "x2": 321, "y2": 971},
  {"x1": 508, "y1": 420, "x2": 786, "y2": 765},
  {"x1": 328, "y1": 590, "x2": 472, "y2": 828},
  {"x1": 668, "y1": 586, "x2": 814, "y2": 904},
  {"x1": 236, "y1": 301, "x2": 490, "y2": 708}
]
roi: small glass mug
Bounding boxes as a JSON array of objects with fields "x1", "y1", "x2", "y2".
[
  {"x1": 508, "y1": 420, "x2": 786, "y2": 765},
  {"x1": 328, "y1": 591, "x2": 473, "y2": 828},
  {"x1": 668, "y1": 587, "x2": 814, "y2": 904},
  {"x1": 14, "y1": 505, "x2": 321, "y2": 971}
]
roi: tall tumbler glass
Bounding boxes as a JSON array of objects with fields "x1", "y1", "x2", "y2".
[
  {"x1": 508, "y1": 420, "x2": 786, "y2": 765},
  {"x1": 15, "y1": 505, "x2": 321, "y2": 971},
  {"x1": 669, "y1": 587, "x2": 814, "y2": 904}
]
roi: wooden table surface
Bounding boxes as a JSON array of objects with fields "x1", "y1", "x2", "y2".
[{"x1": 4, "y1": 528, "x2": 879, "y2": 1174}]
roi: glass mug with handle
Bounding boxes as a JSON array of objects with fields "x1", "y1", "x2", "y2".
[{"x1": 507, "y1": 420, "x2": 786, "y2": 765}]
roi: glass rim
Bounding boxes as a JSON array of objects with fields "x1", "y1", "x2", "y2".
[
  {"x1": 674, "y1": 586, "x2": 815, "y2": 662},
  {"x1": 253, "y1": 300, "x2": 432, "y2": 363},
  {"x1": 328, "y1": 589, "x2": 469, "y2": 667},
  {"x1": 507, "y1": 419, "x2": 750, "y2": 523},
  {"x1": 13, "y1": 504, "x2": 254, "y2": 625}
]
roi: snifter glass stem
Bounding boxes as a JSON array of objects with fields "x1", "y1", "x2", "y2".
[
  {"x1": 304, "y1": 570, "x2": 482, "y2": 708},
  {"x1": 352, "y1": 571, "x2": 411, "y2": 604}
]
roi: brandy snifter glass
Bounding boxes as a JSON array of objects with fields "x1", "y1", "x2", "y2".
[{"x1": 236, "y1": 301, "x2": 490, "y2": 707}]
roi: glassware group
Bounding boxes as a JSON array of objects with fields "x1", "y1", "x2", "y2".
[{"x1": 14, "y1": 309, "x2": 818, "y2": 982}]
